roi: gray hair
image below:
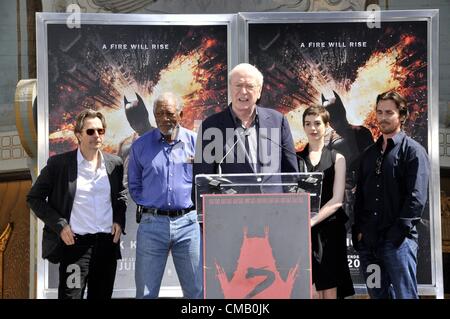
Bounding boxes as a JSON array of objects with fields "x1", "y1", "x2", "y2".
[
  {"x1": 228, "y1": 63, "x2": 264, "y2": 87},
  {"x1": 153, "y1": 92, "x2": 183, "y2": 114}
]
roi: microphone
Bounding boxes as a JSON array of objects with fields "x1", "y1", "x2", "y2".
[
  {"x1": 259, "y1": 131, "x2": 307, "y2": 172},
  {"x1": 202, "y1": 175, "x2": 232, "y2": 188},
  {"x1": 217, "y1": 128, "x2": 250, "y2": 175}
]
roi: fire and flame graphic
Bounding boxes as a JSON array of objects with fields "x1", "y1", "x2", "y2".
[
  {"x1": 251, "y1": 22, "x2": 428, "y2": 150},
  {"x1": 48, "y1": 25, "x2": 227, "y2": 156},
  {"x1": 48, "y1": 22, "x2": 428, "y2": 155},
  {"x1": 288, "y1": 34, "x2": 426, "y2": 149}
]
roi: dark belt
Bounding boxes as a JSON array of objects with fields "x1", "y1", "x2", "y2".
[{"x1": 142, "y1": 207, "x2": 192, "y2": 217}]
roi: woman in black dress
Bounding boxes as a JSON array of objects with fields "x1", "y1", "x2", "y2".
[{"x1": 298, "y1": 105, "x2": 354, "y2": 299}]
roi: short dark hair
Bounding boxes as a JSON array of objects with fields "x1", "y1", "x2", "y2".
[
  {"x1": 74, "y1": 109, "x2": 107, "y2": 137},
  {"x1": 376, "y1": 91, "x2": 409, "y2": 121},
  {"x1": 302, "y1": 105, "x2": 330, "y2": 126}
]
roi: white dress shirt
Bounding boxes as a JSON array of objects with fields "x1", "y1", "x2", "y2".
[{"x1": 70, "y1": 149, "x2": 113, "y2": 235}]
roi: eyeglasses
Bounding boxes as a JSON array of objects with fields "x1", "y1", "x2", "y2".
[
  {"x1": 375, "y1": 153, "x2": 383, "y2": 175},
  {"x1": 85, "y1": 128, "x2": 105, "y2": 136}
]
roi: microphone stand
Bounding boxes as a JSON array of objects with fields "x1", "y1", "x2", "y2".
[{"x1": 218, "y1": 129, "x2": 249, "y2": 176}]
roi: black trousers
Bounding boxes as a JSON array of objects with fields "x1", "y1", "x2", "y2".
[{"x1": 58, "y1": 233, "x2": 118, "y2": 299}]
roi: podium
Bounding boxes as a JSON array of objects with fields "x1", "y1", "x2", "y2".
[{"x1": 195, "y1": 172, "x2": 323, "y2": 299}]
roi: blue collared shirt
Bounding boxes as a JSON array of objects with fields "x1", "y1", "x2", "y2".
[
  {"x1": 354, "y1": 131, "x2": 430, "y2": 243},
  {"x1": 128, "y1": 127, "x2": 196, "y2": 210}
]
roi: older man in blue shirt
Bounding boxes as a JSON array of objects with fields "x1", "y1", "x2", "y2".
[
  {"x1": 352, "y1": 91, "x2": 430, "y2": 299},
  {"x1": 128, "y1": 92, "x2": 202, "y2": 299}
]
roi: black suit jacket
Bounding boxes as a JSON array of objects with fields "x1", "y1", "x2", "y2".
[
  {"x1": 192, "y1": 106, "x2": 298, "y2": 204},
  {"x1": 27, "y1": 149, "x2": 127, "y2": 263},
  {"x1": 194, "y1": 105, "x2": 298, "y2": 175}
]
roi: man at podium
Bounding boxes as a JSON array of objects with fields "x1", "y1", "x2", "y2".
[{"x1": 193, "y1": 63, "x2": 298, "y2": 176}]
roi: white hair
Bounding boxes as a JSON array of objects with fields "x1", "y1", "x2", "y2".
[
  {"x1": 153, "y1": 92, "x2": 183, "y2": 114},
  {"x1": 228, "y1": 63, "x2": 264, "y2": 87}
]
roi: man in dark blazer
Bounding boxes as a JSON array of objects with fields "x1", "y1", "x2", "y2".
[
  {"x1": 27, "y1": 109, "x2": 127, "y2": 299},
  {"x1": 193, "y1": 63, "x2": 298, "y2": 179}
]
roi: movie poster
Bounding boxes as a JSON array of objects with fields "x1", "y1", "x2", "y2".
[
  {"x1": 44, "y1": 22, "x2": 228, "y2": 295},
  {"x1": 248, "y1": 21, "x2": 431, "y2": 285}
]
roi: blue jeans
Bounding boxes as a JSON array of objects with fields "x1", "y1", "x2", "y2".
[
  {"x1": 358, "y1": 237, "x2": 418, "y2": 299},
  {"x1": 135, "y1": 211, "x2": 203, "y2": 298}
]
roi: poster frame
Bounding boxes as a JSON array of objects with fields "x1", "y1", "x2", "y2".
[{"x1": 34, "y1": 10, "x2": 442, "y2": 299}]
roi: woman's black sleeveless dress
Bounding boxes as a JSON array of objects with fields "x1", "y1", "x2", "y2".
[{"x1": 297, "y1": 146, "x2": 354, "y2": 298}]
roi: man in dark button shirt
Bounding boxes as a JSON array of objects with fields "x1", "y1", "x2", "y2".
[{"x1": 352, "y1": 91, "x2": 430, "y2": 299}]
